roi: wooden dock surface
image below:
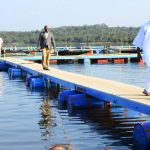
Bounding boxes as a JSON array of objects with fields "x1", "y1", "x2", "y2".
[{"x1": 1, "y1": 57, "x2": 150, "y2": 115}]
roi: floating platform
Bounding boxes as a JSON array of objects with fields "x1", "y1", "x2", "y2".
[
  {"x1": 108, "y1": 46, "x2": 138, "y2": 53},
  {"x1": 22, "y1": 54, "x2": 137, "y2": 61},
  {"x1": 19, "y1": 54, "x2": 139, "y2": 64},
  {"x1": 0, "y1": 57, "x2": 150, "y2": 115}
]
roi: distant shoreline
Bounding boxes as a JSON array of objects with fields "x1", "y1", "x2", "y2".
[{"x1": 0, "y1": 24, "x2": 139, "y2": 47}]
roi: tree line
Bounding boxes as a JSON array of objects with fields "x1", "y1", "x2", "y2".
[{"x1": 0, "y1": 24, "x2": 139, "y2": 47}]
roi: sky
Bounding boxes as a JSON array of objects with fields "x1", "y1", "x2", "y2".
[{"x1": 0, "y1": 0, "x2": 150, "y2": 31}]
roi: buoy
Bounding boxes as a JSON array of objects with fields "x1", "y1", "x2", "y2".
[
  {"x1": 133, "y1": 122, "x2": 150, "y2": 149},
  {"x1": 58, "y1": 90, "x2": 78, "y2": 109},
  {"x1": 8, "y1": 68, "x2": 21, "y2": 79},
  {"x1": 0, "y1": 62, "x2": 8, "y2": 71},
  {"x1": 30, "y1": 77, "x2": 46, "y2": 89},
  {"x1": 25, "y1": 74, "x2": 39, "y2": 86},
  {"x1": 68, "y1": 94, "x2": 88, "y2": 107},
  {"x1": 58, "y1": 90, "x2": 77, "y2": 103},
  {"x1": 68, "y1": 94, "x2": 104, "y2": 108}
]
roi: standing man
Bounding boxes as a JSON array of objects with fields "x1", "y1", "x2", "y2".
[
  {"x1": 38, "y1": 25, "x2": 56, "y2": 70},
  {"x1": 0, "y1": 37, "x2": 3, "y2": 57},
  {"x1": 133, "y1": 21, "x2": 150, "y2": 96}
]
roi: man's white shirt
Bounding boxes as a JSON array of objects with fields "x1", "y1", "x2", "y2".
[{"x1": 0, "y1": 38, "x2": 3, "y2": 48}]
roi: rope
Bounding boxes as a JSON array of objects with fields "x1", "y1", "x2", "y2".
[
  {"x1": 52, "y1": 98, "x2": 71, "y2": 150},
  {"x1": 46, "y1": 89, "x2": 71, "y2": 150}
]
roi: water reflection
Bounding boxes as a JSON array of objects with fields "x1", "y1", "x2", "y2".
[
  {"x1": 37, "y1": 89, "x2": 72, "y2": 150},
  {"x1": 1, "y1": 67, "x2": 150, "y2": 150},
  {"x1": 59, "y1": 102, "x2": 150, "y2": 150},
  {"x1": 38, "y1": 89, "x2": 57, "y2": 141},
  {"x1": 39, "y1": 99, "x2": 54, "y2": 140}
]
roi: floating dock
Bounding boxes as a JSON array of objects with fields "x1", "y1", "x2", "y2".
[
  {"x1": 108, "y1": 45, "x2": 137, "y2": 53},
  {"x1": 22, "y1": 54, "x2": 137, "y2": 60},
  {"x1": 21, "y1": 53, "x2": 138, "y2": 64},
  {"x1": 0, "y1": 57, "x2": 150, "y2": 115}
]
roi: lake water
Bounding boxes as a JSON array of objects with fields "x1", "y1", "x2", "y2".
[{"x1": 0, "y1": 63, "x2": 149, "y2": 150}]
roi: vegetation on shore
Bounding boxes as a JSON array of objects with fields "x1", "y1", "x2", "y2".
[{"x1": 0, "y1": 24, "x2": 139, "y2": 47}]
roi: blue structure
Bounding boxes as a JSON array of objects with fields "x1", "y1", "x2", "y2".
[
  {"x1": 8, "y1": 68, "x2": 21, "y2": 79},
  {"x1": 58, "y1": 90, "x2": 77, "y2": 103},
  {"x1": 30, "y1": 78, "x2": 46, "y2": 89},
  {"x1": 0, "y1": 62, "x2": 8, "y2": 71},
  {"x1": 133, "y1": 122, "x2": 150, "y2": 149},
  {"x1": 1, "y1": 58, "x2": 150, "y2": 149},
  {"x1": 68, "y1": 93, "x2": 104, "y2": 108},
  {"x1": 58, "y1": 90, "x2": 105, "y2": 108},
  {"x1": 0, "y1": 58, "x2": 149, "y2": 115},
  {"x1": 25, "y1": 74, "x2": 41, "y2": 86},
  {"x1": 58, "y1": 90, "x2": 78, "y2": 108}
]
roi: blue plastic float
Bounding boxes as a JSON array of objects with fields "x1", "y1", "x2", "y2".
[
  {"x1": 58, "y1": 90, "x2": 104, "y2": 108},
  {"x1": 58, "y1": 90, "x2": 77, "y2": 103},
  {"x1": 133, "y1": 122, "x2": 150, "y2": 149},
  {"x1": 30, "y1": 77, "x2": 46, "y2": 89},
  {"x1": 68, "y1": 93, "x2": 104, "y2": 108},
  {"x1": 8, "y1": 68, "x2": 21, "y2": 79},
  {"x1": 25, "y1": 74, "x2": 40, "y2": 86},
  {"x1": 0, "y1": 62, "x2": 8, "y2": 71},
  {"x1": 58, "y1": 90, "x2": 78, "y2": 108}
]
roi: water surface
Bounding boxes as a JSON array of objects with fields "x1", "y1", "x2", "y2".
[{"x1": 0, "y1": 63, "x2": 149, "y2": 150}]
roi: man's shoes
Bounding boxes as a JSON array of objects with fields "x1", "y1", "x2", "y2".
[
  {"x1": 143, "y1": 89, "x2": 150, "y2": 96},
  {"x1": 43, "y1": 67, "x2": 50, "y2": 70},
  {"x1": 45, "y1": 68, "x2": 49, "y2": 70}
]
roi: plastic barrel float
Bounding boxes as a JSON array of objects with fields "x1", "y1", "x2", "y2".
[
  {"x1": 133, "y1": 122, "x2": 150, "y2": 149},
  {"x1": 8, "y1": 68, "x2": 21, "y2": 79},
  {"x1": 58, "y1": 90, "x2": 78, "y2": 108},
  {"x1": 30, "y1": 77, "x2": 46, "y2": 89},
  {"x1": 68, "y1": 94, "x2": 104, "y2": 108},
  {"x1": 58, "y1": 90, "x2": 78, "y2": 103},
  {"x1": 0, "y1": 62, "x2": 8, "y2": 71},
  {"x1": 25, "y1": 74, "x2": 40, "y2": 86}
]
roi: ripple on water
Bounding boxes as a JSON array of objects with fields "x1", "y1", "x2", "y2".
[{"x1": 0, "y1": 63, "x2": 149, "y2": 150}]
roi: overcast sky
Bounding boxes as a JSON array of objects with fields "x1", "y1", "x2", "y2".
[{"x1": 0, "y1": 0, "x2": 149, "y2": 31}]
